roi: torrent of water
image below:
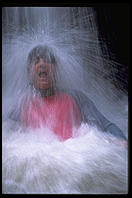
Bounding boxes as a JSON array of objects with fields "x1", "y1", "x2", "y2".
[{"x1": 2, "y1": 7, "x2": 128, "y2": 194}]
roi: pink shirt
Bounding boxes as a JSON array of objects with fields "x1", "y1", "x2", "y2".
[{"x1": 20, "y1": 92, "x2": 82, "y2": 141}]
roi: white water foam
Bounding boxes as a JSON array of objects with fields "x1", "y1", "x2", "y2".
[{"x1": 2, "y1": 120, "x2": 128, "y2": 194}]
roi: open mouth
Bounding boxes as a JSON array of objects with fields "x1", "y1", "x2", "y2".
[{"x1": 39, "y1": 71, "x2": 47, "y2": 78}]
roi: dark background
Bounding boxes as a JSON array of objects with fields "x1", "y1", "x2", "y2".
[
  {"x1": 2, "y1": 3, "x2": 129, "y2": 92},
  {"x1": 94, "y1": 6, "x2": 129, "y2": 92}
]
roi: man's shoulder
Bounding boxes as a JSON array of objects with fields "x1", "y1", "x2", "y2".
[
  {"x1": 60, "y1": 89, "x2": 93, "y2": 108},
  {"x1": 66, "y1": 89, "x2": 91, "y2": 102}
]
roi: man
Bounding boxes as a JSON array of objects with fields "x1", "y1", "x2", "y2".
[{"x1": 10, "y1": 45, "x2": 128, "y2": 144}]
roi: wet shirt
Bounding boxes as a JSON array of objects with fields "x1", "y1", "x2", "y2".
[
  {"x1": 68, "y1": 90, "x2": 127, "y2": 141},
  {"x1": 9, "y1": 89, "x2": 127, "y2": 141},
  {"x1": 20, "y1": 92, "x2": 82, "y2": 141}
]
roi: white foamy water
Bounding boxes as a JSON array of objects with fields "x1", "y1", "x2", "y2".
[
  {"x1": 2, "y1": 7, "x2": 128, "y2": 194},
  {"x1": 2, "y1": 120, "x2": 128, "y2": 194}
]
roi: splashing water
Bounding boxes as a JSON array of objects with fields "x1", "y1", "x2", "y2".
[{"x1": 2, "y1": 7, "x2": 128, "y2": 194}]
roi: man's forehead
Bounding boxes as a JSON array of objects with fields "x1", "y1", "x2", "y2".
[
  {"x1": 29, "y1": 59, "x2": 55, "y2": 72},
  {"x1": 35, "y1": 58, "x2": 54, "y2": 65}
]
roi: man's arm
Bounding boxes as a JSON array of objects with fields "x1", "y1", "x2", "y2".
[
  {"x1": 8, "y1": 105, "x2": 21, "y2": 122},
  {"x1": 69, "y1": 90, "x2": 127, "y2": 141}
]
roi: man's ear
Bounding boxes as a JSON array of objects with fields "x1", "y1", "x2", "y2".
[
  {"x1": 27, "y1": 65, "x2": 33, "y2": 83},
  {"x1": 27, "y1": 65, "x2": 30, "y2": 75},
  {"x1": 28, "y1": 65, "x2": 33, "y2": 76}
]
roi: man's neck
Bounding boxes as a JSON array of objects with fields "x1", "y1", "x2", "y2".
[{"x1": 38, "y1": 87, "x2": 55, "y2": 97}]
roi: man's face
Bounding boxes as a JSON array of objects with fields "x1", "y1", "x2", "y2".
[{"x1": 29, "y1": 58, "x2": 55, "y2": 90}]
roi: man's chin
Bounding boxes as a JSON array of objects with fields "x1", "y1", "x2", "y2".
[
  {"x1": 40, "y1": 85, "x2": 50, "y2": 89},
  {"x1": 36, "y1": 86, "x2": 51, "y2": 92},
  {"x1": 37, "y1": 82, "x2": 51, "y2": 90},
  {"x1": 38, "y1": 87, "x2": 54, "y2": 97}
]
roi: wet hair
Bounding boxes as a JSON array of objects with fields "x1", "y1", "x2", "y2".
[{"x1": 27, "y1": 45, "x2": 56, "y2": 71}]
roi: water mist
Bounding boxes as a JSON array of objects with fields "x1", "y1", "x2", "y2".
[{"x1": 2, "y1": 7, "x2": 128, "y2": 194}]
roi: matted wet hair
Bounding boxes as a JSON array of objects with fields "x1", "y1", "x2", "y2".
[{"x1": 27, "y1": 45, "x2": 56, "y2": 71}]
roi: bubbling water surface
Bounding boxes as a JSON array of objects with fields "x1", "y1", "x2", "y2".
[{"x1": 2, "y1": 7, "x2": 128, "y2": 194}]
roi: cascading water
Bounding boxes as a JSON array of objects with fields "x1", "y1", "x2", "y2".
[{"x1": 2, "y1": 7, "x2": 128, "y2": 194}]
